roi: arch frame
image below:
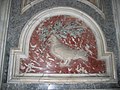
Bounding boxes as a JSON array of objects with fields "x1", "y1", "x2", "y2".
[{"x1": 7, "y1": 7, "x2": 117, "y2": 83}]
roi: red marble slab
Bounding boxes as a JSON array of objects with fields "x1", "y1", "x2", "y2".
[{"x1": 20, "y1": 15, "x2": 105, "y2": 74}]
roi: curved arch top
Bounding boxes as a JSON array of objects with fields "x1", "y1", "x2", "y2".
[
  {"x1": 8, "y1": 7, "x2": 116, "y2": 83},
  {"x1": 20, "y1": 7, "x2": 106, "y2": 58}
]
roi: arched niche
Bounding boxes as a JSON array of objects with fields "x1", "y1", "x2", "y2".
[{"x1": 8, "y1": 7, "x2": 116, "y2": 83}]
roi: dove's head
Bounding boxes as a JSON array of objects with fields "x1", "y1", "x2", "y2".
[{"x1": 48, "y1": 34, "x2": 58, "y2": 44}]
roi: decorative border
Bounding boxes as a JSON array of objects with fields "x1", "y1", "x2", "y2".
[
  {"x1": 7, "y1": 7, "x2": 117, "y2": 83},
  {"x1": 21, "y1": 0, "x2": 105, "y2": 19}
]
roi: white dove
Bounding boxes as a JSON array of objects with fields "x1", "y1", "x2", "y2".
[{"x1": 48, "y1": 34, "x2": 88, "y2": 67}]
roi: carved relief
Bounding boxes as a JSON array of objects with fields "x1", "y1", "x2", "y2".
[
  {"x1": 8, "y1": 7, "x2": 116, "y2": 83},
  {"x1": 20, "y1": 15, "x2": 105, "y2": 74}
]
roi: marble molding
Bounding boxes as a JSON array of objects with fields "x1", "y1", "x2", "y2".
[
  {"x1": 7, "y1": 7, "x2": 116, "y2": 83},
  {"x1": 0, "y1": 0, "x2": 12, "y2": 89},
  {"x1": 21, "y1": 0, "x2": 105, "y2": 19}
]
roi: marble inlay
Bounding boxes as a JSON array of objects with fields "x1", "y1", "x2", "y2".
[{"x1": 20, "y1": 15, "x2": 105, "y2": 74}]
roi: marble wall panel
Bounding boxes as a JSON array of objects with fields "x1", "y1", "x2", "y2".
[
  {"x1": 20, "y1": 15, "x2": 105, "y2": 74},
  {"x1": 1, "y1": 0, "x2": 120, "y2": 89}
]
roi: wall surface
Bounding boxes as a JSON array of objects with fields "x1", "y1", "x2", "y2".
[{"x1": 0, "y1": 0, "x2": 120, "y2": 90}]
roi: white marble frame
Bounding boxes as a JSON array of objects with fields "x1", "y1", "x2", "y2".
[
  {"x1": 7, "y1": 7, "x2": 117, "y2": 83},
  {"x1": 21, "y1": 0, "x2": 105, "y2": 19}
]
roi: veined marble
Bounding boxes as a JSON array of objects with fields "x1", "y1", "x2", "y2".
[{"x1": 20, "y1": 15, "x2": 105, "y2": 74}]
